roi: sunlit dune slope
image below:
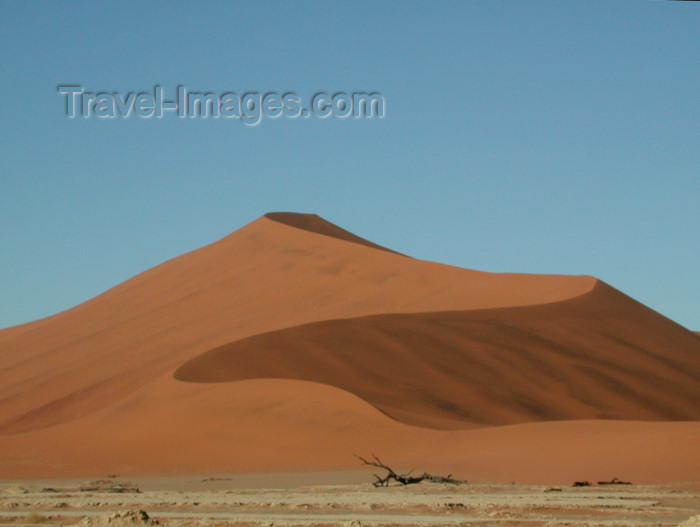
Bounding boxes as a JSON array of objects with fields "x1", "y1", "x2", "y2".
[{"x1": 0, "y1": 213, "x2": 594, "y2": 435}]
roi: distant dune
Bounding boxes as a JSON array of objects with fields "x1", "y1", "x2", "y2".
[{"x1": 0, "y1": 213, "x2": 698, "y2": 483}]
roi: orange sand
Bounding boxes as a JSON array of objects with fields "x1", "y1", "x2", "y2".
[{"x1": 1, "y1": 213, "x2": 698, "y2": 484}]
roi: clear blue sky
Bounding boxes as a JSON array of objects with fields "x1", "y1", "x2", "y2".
[{"x1": 1, "y1": 1, "x2": 698, "y2": 330}]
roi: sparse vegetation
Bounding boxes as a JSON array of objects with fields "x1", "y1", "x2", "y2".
[{"x1": 598, "y1": 477, "x2": 631, "y2": 485}]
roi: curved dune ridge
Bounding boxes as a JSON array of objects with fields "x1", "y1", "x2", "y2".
[
  {"x1": 174, "y1": 281, "x2": 700, "y2": 429},
  {"x1": 0, "y1": 212, "x2": 699, "y2": 482}
]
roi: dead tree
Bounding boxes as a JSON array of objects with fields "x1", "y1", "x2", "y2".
[{"x1": 355, "y1": 454, "x2": 466, "y2": 487}]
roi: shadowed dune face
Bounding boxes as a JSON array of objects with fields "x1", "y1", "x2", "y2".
[
  {"x1": 175, "y1": 281, "x2": 700, "y2": 429},
  {"x1": 264, "y1": 212, "x2": 403, "y2": 255}
]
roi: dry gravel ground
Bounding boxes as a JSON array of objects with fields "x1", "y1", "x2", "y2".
[{"x1": 1, "y1": 476, "x2": 699, "y2": 527}]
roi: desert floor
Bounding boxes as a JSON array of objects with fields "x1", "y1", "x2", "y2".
[{"x1": 2, "y1": 473, "x2": 700, "y2": 527}]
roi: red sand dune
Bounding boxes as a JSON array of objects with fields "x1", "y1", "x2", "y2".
[{"x1": 0, "y1": 213, "x2": 698, "y2": 483}]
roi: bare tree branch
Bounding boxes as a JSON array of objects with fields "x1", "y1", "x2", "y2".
[{"x1": 355, "y1": 454, "x2": 467, "y2": 487}]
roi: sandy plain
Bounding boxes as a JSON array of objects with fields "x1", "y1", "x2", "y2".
[{"x1": 2, "y1": 474, "x2": 700, "y2": 527}]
